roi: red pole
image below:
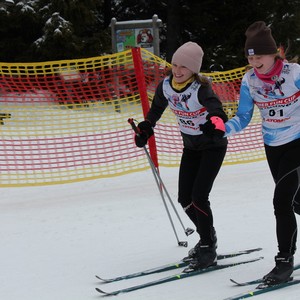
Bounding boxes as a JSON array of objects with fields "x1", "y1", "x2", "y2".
[{"x1": 131, "y1": 47, "x2": 159, "y2": 168}]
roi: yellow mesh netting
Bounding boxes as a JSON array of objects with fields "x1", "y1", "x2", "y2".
[{"x1": 0, "y1": 49, "x2": 264, "y2": 187}]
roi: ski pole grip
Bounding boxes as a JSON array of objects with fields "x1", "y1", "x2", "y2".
[{"x1": 128, "y1": 118, "x2": 141, "y2": 136}]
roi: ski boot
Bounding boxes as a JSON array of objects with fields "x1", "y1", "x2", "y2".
[
  {"x1": 183, "y1": 227, "x2": 217, "y2": 262},
  {"x1": 261, "y1": 253, "x2": 294, "y2": 286},
  {"x1": 183, "y1": 240, "x2": 217, "y2": 272}
]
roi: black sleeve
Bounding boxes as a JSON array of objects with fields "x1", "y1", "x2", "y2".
[
  {"x1": 145, "y1": 80, "x2": 169, "y2": 127},
  {"x1": 198, "y1": 83, "x2": 228, "y2": 122}
]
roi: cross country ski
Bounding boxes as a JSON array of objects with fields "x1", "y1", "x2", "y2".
[
  {"x1": 96, "y1": 247, "x2": 262, "y2": 283},
  {"x1": 224, "y1": 278, "x2": 300, "y2": 300},
  {"x1": 229, "y1": 262, "x2": 300, "y2": 286},
  {"x1": 95, "y1": 256, "x2": 263, "y2": 296}
]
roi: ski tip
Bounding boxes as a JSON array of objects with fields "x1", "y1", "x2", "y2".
[
  {"x1": 244, "y1": 247, "x2": 263, "y2": 253},
  {"x1": 95, "y1": 287, "x2": 106, "y2": 294},
  {"x1": 95, "y1": 287, "x2": 116, "y2": 296},
  {"x1": 255, "y1": 256, "x2": 264, "y2": 262},
  {"x1": 95, "y1": 275, "x2": 103, "y2": 280},
  {"x1": 229, "y1": 278, "x2": 254, "y2": 286},
  {"x1": 95, "y1": 275, "x2": 112, "y2": 283},
  {"x1": 230, "y1": 277, "x2": 263, "y2": 287},
  {"x1": 229, "y1": 278, "x2": 242, "y2": 286}
]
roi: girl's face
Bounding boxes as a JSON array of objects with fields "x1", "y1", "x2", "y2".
[
  {"x1": 172, "y1": 64, "x2": 194, "y2": 83},
  {"x1": 247, "y1": 54, "x2": 276, "y2": 74}
]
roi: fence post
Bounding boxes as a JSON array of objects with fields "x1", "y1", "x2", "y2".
[{"x1": 131, "y1": 47, "x2": 159, "y2": 168}]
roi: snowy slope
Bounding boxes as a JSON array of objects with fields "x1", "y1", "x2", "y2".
[{"x1": 1, "y1": 160, "x2": 300, "y2": 300}]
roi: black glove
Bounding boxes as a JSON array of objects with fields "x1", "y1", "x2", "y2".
[
  {"x1": 134, "y1": 121, "x2": 154, "y2": 148},
  {"x1": 200, "y1": 116, "x2": 225, "y2": 138}
]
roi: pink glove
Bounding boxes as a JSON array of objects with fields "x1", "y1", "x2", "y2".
[{"x1": 210, "y1": 116, "x2": 225, "y2": 132}]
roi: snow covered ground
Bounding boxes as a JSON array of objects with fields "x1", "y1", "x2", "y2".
[{"x1": 2, "y1": 160, "x2": 300, "y2": 300}]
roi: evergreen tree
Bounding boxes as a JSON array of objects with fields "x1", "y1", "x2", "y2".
[
  {"x1": 33, "y1": 12, "x2": 80, "y2": 61},
  {"x1": 0, "y1": 0, "x2": 111, "y2": 62},
  {"x1": 0, "y1": 1, "x2": 42, "y2": 62},
  {"x1": 0, "y1": 0, "x2": 298, "y2": 67},
  {"x1": 32, "y1": 0, "x2": 111, "y2": 60}
]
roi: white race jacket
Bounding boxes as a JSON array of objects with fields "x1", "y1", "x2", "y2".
[
  {"x1": 225, "y1": 63, "x2": 300, "y2": 146},
  {"x1": 162, "y1": 77, "x2": 208, "y2": 135}
]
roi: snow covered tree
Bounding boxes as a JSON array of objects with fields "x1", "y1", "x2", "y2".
[
  {"x1": 0, "y1": 0, "x2": 111, "y2": 61},
  {"x1": 32, "y1": 0, "x2": 111, "y2": 61},
  {"x1": 33, "y1": 12, "x2": 81, "y2": 61},
  {"x1": 0, "y1": 0, "x2": 42, "y2": 61},
  {"x1": 0, "y1": 0, "x2": 299, "y2": 66}
]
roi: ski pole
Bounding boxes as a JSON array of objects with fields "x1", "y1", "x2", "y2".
[
  {"x1": 128, "y1": 119, "x2": 184, "y2": 246},
  {"x1": 142, "y1": 142, "x2": 194, "y2": 237},
  {"x1": 128, "y1": 118, "x2": 193, "y2": 237},
  {"x1": 128, "y1": 118, "x2": 194, "y2": 246}
]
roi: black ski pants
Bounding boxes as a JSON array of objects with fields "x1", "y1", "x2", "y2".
[
  {"x1": 178, "y1": 146, "x2": 227, "y2": 245},
  {"x1": 265, "y1": 138, "x2": 300, "y2": 255}
]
